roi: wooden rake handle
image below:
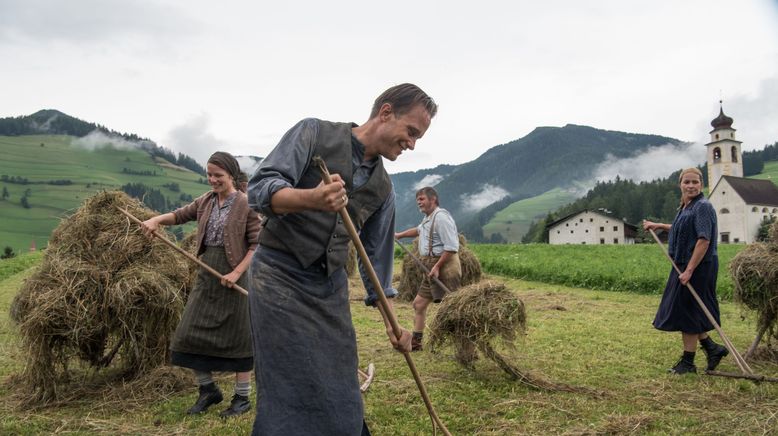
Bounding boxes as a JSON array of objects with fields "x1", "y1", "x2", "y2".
[
  {"x1": 313, "y1": 157, "x2": 452, "y2": 436},
  {"x1": 648, "y1": 228, "x2": 752, "y2": 375},
  {"x1": 115, "y1": 206, "x2": 249, "y2": 296}
]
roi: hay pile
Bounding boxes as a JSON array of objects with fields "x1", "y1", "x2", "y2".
[
  {"x1": 428, "y1": 281, "x2": 526, "y2": 367},
  {"x1": 428, "y1": 281, "x2": 599, "y2": 395},
  {"x1": 730, "y1": 220, "x2": 778, "y2": 347},
  {"x1": 180, "y1": 229, "x2": 200, "y2": 288},
  {"x1": 9, "y1": 191, "x2": 191, "y2": 404},
  {"x1": 397, "y1": 234, "x2": 482, "y2": 301}
]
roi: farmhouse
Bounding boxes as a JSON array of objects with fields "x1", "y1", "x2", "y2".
[
  {"x1": 706, "y1": 104, "x2": 778, "y2": 243},
  {"x1": 547, "y1": 209, "x2": 637, "y2": 245}
]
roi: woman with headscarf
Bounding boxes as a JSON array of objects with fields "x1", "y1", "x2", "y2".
[
  {"x1": 643, "y1": 167, "x2": 728, "y2": 374},
  {"x1": 141, "y1": 151, "x2": 261, "y2": 417}
]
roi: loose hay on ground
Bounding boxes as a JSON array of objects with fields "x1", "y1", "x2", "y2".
[{"x1": 9, "y1": 191, "x2": 192, "y2": 405}]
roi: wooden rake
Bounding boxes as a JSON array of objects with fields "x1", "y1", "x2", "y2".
[
  {"x1": 313, "y1": 157, "x2": 452, "y2": 436},
  {"x1": 116, "y1": 205, "x2": 379, "y2": 389},
  {"x1": 648, "y1": 229, "x2": 777, "y2": 383}
]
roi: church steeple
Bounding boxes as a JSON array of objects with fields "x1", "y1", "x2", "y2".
[{"x1": 706, "y1": 101, "x2": 743, "y2": 188}]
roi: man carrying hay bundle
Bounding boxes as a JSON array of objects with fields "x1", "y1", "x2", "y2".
[
  {"x1": 247, "y1": 83, "x2": 435, "y2": 435},
  {"x1": 141, "y1": 152, "x2": 261, "y2": 417},
  {"x1": 396, "y1": 186, "x2": 461, "y2": 352}
]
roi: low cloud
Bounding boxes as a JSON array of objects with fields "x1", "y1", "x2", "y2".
[
  {"x1": 592, "y1": 142, "x2": 705, "y2": 184},
  {"x1": 460, "y1": 184, "x2": 509, "y2": 212},
  {"x1": 412, "y1": 174, "x2": 444, "y2": 191},
  {"x1": 166, "y1": 113, "x2": 226, "y2": 167},
  {"x1": 71, "y1": 130, "x2": 138, "y2": 150}
]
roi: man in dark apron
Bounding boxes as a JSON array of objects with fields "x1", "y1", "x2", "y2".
[{"x1": 247, "y1": 84, "x2": 437, "y2": 435}]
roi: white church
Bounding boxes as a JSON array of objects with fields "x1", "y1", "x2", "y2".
[{"x1": 706, "y1": 104, "x2": 778, "y2": 244}]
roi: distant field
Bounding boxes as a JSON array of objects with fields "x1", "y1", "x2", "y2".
[
  {"x1": 0, "y1": 135, "x2": 203, "y2": 252},
  {"x1": 482, "y1": 188, "x2": 577, "y2": 243},
  {"x1": 751, "y1": 160, "x2": 778, "y2": 184},
  {"x1": 470, "y1": 243, "x2": 745, "y2": 299}
]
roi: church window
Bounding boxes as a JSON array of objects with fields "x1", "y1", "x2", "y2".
[
  {"x1": 715, "y1": 134, "x2": 719, "y2": 140},
  {"x1": 713, "y1": 147, "x2": 721, "y2": 162},
  {"x1": 720, "y1": 208, "x2": 729, "y2": 214},
  {"x1": 731, "y1": 146, "x2": 738, "y2": 162},
  {"x1": 752, "y1": 207, "x2": 759, "y2": 212}
]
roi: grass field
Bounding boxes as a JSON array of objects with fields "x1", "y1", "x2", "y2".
[
  {"x1": 1, "y1": 251, "x2": 776, "y2": 434},
  {"x1": 470, "y1": 243, "x2": 745, "y2": 299},
  {"x1": 751, "y1": 160, "x2": 778, "y2": 184},
  {"x1": 0, "y1": 135, "x2": 205, "y2": 252},
  {"x1": 482, "y1": 188, "x2": 577, "y2": 243}
]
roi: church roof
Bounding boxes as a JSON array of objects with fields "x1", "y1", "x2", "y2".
[
  {"x1": 718, "y1": 175, "x2": 778, "y2": 206},
  {"x1": 711, "y1": 105, "x2": 734, "y2": 130}
]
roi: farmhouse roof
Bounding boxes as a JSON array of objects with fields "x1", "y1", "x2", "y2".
[
  {"x1": 715, "y1": 175, "x2": 778, "y2": 207},
  {"x1": 546, "y1": 209, "x2": 638, "y2": 231}
]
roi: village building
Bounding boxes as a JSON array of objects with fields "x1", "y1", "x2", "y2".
[
  {"x1": 706, "y1": 103, "x2": 778, "y2": 243},
  {"x1": 547, "y1": 209, "x2": 637, "y2": 245}
]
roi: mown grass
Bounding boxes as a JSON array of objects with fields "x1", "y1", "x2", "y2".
[
  {"x1": 2, "y1": 253, "x2": 777, "y2": 434},
  {"x1": 470, "y1": 243, "x2": 745, "y2": 300}
]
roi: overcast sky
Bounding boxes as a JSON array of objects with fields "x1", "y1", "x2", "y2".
[{"x1": 1, "y1": 0, "x2": 777, "y2": 175}]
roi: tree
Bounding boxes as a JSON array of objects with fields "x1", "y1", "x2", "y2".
[
  {"x1": 757, "y1": 216, "x2": 777, "y2": 242},
  {"x1": 20, "y1": 195, "x2": 30, "y2": 208},
  {"x1": 1, "y1": 246, "x2": 15, "y2": 259},
  {"x1": 1, "y1": 186, "x2": 7, "y2": 200}
]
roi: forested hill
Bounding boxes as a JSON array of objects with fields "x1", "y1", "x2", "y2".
[
  {"x1": 392, "y1": 124, "x2": 682, "y2": 236},
  {"x1": 521, "y1": 141, "x2": 778, "y2": 243},
  {"x1": 0, "y1": 110, "x2": 205, "y2": 175}
]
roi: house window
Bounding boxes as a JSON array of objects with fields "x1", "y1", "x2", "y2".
[
  {"x1": 613, "y1": 226, "x2": 618, "y2": 231},
  {"x1": 720, "y1": 208, "x2": 729, "y2": 214},
  {"x1": 752, "y1": 207, "x2": 759, "y2": 212},
  {"x1": 590, "y1": 218, "x2": 593, "y2": 222},
  {"x1": 570, "y1": 230, "x2": 574, "y2": 234},
  {"x1": 585, "y1": 229, "x2": 589, "y2": 233},
  {"x1": 763, "y1": 208, "x2": 769, "y2": 213},
  {"x1": 773, "y1": 208, "x2": 777, "y2": 213},
  {"x1": 566, "y1": 223, "x2": 569, "y2": 227},
  {"x1": 582, "y1": 242, "x2": 586, "y2": 245},
  {"x1": 557, "y1": 230, "x2": 560, "y2": 234},
  {"x1": 613, "y1": 238, "x2": 619, "y2": 244},
  {"x1": 734, "y1": 238, "x2": 740, "y2": 243},
  {"x1": 599, "y1": 226, "x2": 604, "y2": 232},
  {"x1": 599, "y1": 238, "x2": 605, "y2": 244},
  {"x1": 580, "y1": 218, "x2": 583, "y2": 223},
  {"x1": 721, "y1": 233, "x2": 730, "y2": 244}
]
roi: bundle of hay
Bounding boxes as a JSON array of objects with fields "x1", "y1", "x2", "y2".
[
  {"x1": 730, "y1": 239, "x2": 778, "y2": 345},
  {"x1": 10, "y1": 191, "x2": 191, "y2": 403},
  {"x1": 428, "y1": 281, "x2": 526, "y2": 367},
  {"x1": 397, "y1": 234, "x2": 482, "y2": 301}
]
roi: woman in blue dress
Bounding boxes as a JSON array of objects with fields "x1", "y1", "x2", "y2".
[{"x1": 643, "y1": 167, "x2": 729, "y2": 374}]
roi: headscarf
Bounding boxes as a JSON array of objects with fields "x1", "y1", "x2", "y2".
[{"x1": 207, "y1": 151, "x2": 241, "y2": 189}]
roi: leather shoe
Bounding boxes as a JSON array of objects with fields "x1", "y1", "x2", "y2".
[
  {"x1": 668, "y1": 358, "x2": 697, "y2": 375},
  {"x1": 187, "y1": 382, "x2": 223, "y2": 414},
  {"x1": 703, "y1": 344, "x2": 729, "y2": 371},
  {"x1": 220, "y1": 394, "x2": 251, "y2": 418}
]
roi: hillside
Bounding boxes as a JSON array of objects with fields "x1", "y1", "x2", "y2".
[
  {"x1": 392, "y1": 124, "x2": 682, "y2": 238},
  {"x1": 0, "y1": 135, "x2": 208, "y2": 252}
]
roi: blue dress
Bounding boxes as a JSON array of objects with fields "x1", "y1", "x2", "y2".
[{"x1": 653, "y1": 193, "x2": 721, "y2": 333}]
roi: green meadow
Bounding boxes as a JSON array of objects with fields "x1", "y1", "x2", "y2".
[
  {"x1": 482, "y1": 188, "x2": 577, "y2": 243},
  {"x1": 471, "y1": 243, "x2": 745, "y2": 299},
  {"x1": 0, "y1": 135, "x2": 204, "y2": 252},
  {"x1": 1, "y1": 247, "x2": 776, "y2": 434}
]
